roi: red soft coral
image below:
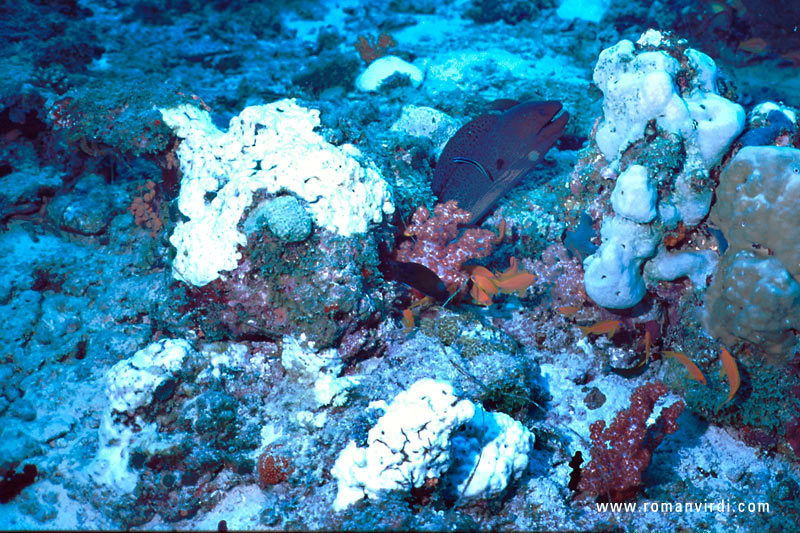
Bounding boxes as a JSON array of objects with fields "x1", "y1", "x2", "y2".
[
  {"x1": 395, "y1": 200, "x2": 495, "y2": 288},
  {"x1": 577, "y1": 381, "x2": 684, "y2": 502}
]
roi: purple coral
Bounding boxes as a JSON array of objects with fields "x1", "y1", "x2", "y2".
[
  {"x1": 395, "y1": 200, "x2": 495, "y2": 288},
  {"x1": 577, "y1": 381, "x2": 684, "y2": 502},
  {"x1": 526, "y1": 243, "x2": 587, "y2": 309}
]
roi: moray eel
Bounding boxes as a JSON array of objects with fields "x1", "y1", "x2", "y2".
[{"x1": 433, "y1": 100, "x2": 569, "y2": 224}]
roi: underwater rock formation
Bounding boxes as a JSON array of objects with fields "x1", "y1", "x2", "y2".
[
  {"x1": 161, "y1": 99, "x2": 394, "y2": 287},
  {"x1": 581, "y1": 29, "x2": 744, "y2": 309},
  {"x1": 157, "y1": 99, "x2": 394, "y2": 348},
  {"x1": 705, "y1": 145, "x2": 800, "y2": 358}
]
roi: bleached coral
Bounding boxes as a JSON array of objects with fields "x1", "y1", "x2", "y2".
[
  {"x1": 643, "y1": 248, "x2": 718, "y2": 288},
  {"x1": 448, "y1": 405, "x2": 533, "y2": 501},
  {"x1": 93, "y1": 339, "x2": 196, "y2": 492},
  {"x1": 593, "y1": 31, "x2": 744, "y2": 168},
  {"x1": 106, "y1": 338, "x2": 195, "y2": 414},
  {"x1": 281, "y1": 334, "x2": 360, "y2": 408},
  {"x1": 584, "y1": 216, "x2": 661, "y2": 309},
  {"x1": 610, "y1": 164, "x2": 657, "y2": 224},
  {"x1": 355, "y1": 55, "x2": 424, "y2": 92},
  {"x1": 280, "y1": 334, "x2": 342, "y2": 381},
  {"x1": 160, "y1": 99, "x2": 394, "y2": 287},
  {"x1": 331, "y1": 379, "x2": 533, "y2": 510}
]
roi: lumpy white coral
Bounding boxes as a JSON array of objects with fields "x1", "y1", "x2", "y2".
[
  {"x1": 331, "y1": 379, "x2": 533, "y2": 510},
  {"x1": 583, "y1": 30, "x2": 744, "y2": 308},
  {"x1": 160, "y1": 99, "x2": 394, "y2": 287}
]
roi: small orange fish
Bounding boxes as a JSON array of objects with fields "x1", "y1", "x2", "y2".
[
  {"x1": 470, "y1": 274, "x2": 497, "y2": 292},
  {"x1": 495, "y1": 271, "x2": 536, "y2": 295},
  {"x1": 468, "y1": 265, "x2": 496, "y2": 282},
  {"x1": 578, "y1": 320, "x2": 621, "y2": 339},
  {"x1": 493, "y1": 218, "x2": 506, "y2": 245},
  {"x1": 557, "y1": 305, "x2": 580, "y2": 316},
  {"x1": 717, "y1": 347, "x2": 740, "y2": 410},
  {"x1": 663, "y1": 351, "x2": 707, "y2": 385},
  {"x1": 466, "y1": 259, "x2": 536, "y2": 305},
  {"x1": 496, "y1": 256, "x2": 519, "y2": 279},
  {"x1": 470, "y1": 284, "x2": 494, "y2": 306},
  {"x1": 739, "y1": 37, "x2": 768, "y2": 54},
  {"x1": 402, "y1": 308, "x2": 414, "y2": 332},
  {"x1": 635, "y1": 330, "x2": 652, "y2": 368},
  {"x1": 468, "y1": 266, "x2": 498, "y2": 306},
  {"x1": 494, "y1": 257, "x2": 535, "y2": 296}
]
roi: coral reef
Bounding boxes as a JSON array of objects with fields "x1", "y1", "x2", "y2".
[
  {"x1": 389, "y1": 104, "x2": 461, "y2": 158},
  {"x1": 128, "y1": 180, "x2": 164, "y2": 238},
  {"x1": 257, "y1": 446, "x2": 293, "y2": 488},
  {"x1": 465, "y1": 0, "x2": 553, "y2": 24},
  {"x1": 162, "y1": 99, "x2": 394, "y2": 287},
  {"x1": 706, "y1": 145, "x2": 800, "y2": 357},
  {"x1": 92, "y1": 339, "x2": 274, "y2": 527},
  {"x1": 247, "y1": 195, "x2": 312, "y2": 244},
  {"x1": 331, "y1": 379, "x2": 533, "y2": 509},
  {"x1": 169, "y1": 230, "x2": 387, "y2": 349},
  {"x1": 577, "y1": 381, "x2": 684, "y2": 502},
  {"x1": 4, "y1": 0, "x2": 800, "y2": 529},
  {"x1": 395, "y1": 200, "x2": 495, "y2": 288},
  {"x1": 355, "y1": 56, "x2": 424, "y2": 92},
  {"x1": 354, "y1": 32, "x2": 397, "y2": 65},
  {"x1": 526, "y1": 243, "x2": 587, "y2": 309},
  {"x1": 581, "y1": 29, "x2": 744, "y2": 309}
]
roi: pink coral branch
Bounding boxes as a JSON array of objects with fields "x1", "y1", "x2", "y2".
[{"x1": 396, "y1": 201, "x2": 495, "y2": 288}]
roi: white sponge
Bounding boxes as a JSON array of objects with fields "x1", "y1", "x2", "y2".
[
  {"x1": 355, "y1": 55, "x2": 424, "y2": 92},
  {"x1": 610, "y1": 165, "x2": 657, "y2": 223},
  {"x1": 583, "y1": 216, "x2": 660, "y2": 308},
  {"x1": 583, "y1": 30, "x2": 745, "y2": 308},
  {"x1": 106, "y1": 339, "x2": 194, "y2": 414},
  {"x1": 160, "y1": 99, "x2": 394, "y2": 287},
  {"x1": 331, "y1": 379, "x2": 533, "y2": 510}
]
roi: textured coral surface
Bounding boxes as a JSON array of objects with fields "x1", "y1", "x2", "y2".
[{"x1": 2, "y1": 1, "x2": 800, "y2": 531}]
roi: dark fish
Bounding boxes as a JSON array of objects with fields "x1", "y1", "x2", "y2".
[
  {"x1": 563, "y1": 211, "x2": 598, "y2": 261},
  {"x1": 609, "y1": 363, "x2": 649, "y2": 379},
  {"x1": 486, "y1": 98, "x2": 523, "y2": 111},
  {"x1": 433, "y1": 100, "x2": 569, "y2": 224},
  {"x1": 453, "y1": 157, "x2": 494, "y2": 182},
  {"x1": 377, "y1": 241, "x2": 450, "y2": 302}
]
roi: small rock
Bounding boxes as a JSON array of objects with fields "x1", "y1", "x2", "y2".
[
  {"x1": 583, "y1": 386, "x2": 606, "y2": 409},
  {"x1": 30, "y1": 414, "x2": 77, "y2": 444},
  {"x1": 48, "y1": 174, "x2": 127, "y2": 236},
  {"x1": 10, "y1": 398, "x2": 37, "y2": 422}
]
